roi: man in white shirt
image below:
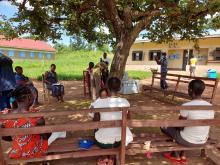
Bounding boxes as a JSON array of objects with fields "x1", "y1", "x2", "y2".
[
  {"x1": 161, "y1": 79, "x2": 214, "y2": 164},
  {"x1": 101, "y1": 52, "x2": 111, "y2": 66}
]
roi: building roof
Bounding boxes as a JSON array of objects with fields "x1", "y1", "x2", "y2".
[
  {"x1": 135, "y1": 34, "x2": 220, "y2": 43},
  {"x1": 0, "y1": 36, "x2": 55, "y2": 52}
]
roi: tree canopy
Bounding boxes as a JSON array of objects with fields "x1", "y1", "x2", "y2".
[{"x1": 1, "y1": 0, "x2": 220, "y2": 78}]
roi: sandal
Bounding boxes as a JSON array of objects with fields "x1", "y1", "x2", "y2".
[{"x1": 163, "y1": 153, "x2": 182, "y2": 164}]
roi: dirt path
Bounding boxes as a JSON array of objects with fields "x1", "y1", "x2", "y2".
[{"x1": 4, "y1": 80, "x2": 220, "y2": 165}]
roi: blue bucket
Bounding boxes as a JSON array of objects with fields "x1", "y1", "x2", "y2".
[
  {"x1": 79, "y1": 139, "x2": 94, "y2": 149},
  {"x1": 207, "y1": 69, "x2": 217, "y2": 79}
]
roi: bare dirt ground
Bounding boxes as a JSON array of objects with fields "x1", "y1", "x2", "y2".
[{"x1": 3, "y1": 78, "x2": 220, "y2": 165}]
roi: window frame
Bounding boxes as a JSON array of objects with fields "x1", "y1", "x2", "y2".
[
  {"x1": 132, "y1": 51, "x2": 144, "y2": 61},
  {"x1": 148, "y1": 50, "x2": 161, "y2": 61},
  {"x1": 19, "y1": 51, "x2": 26, "y2": 58}
]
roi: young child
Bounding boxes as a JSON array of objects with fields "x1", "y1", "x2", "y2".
[
  {"x1": 161, "y1": 79, "x2": 214, "y2": 164},
  {"x1": 89, "y1": 88, "x2": 109, "y2": 118},
  {"x1": 98, "y1": 88, "x2": 108, "y2": 99}
]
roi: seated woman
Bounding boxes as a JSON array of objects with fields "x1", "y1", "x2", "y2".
[
  {"x1": 15, "y1": 66, "x2": 39, "y2": 106},
  {"x1": 44, "y1": 64, "x2": 64, "y2": 102},
  {"x1": 161, "y1": 79, "x2": 214, "y2": 164},
  {"x1": 91, "y1": 77, "x2": 133, "y2": 148},
  {"x1": 0, "y1": 85, "x2": 50, "y2": 159}
]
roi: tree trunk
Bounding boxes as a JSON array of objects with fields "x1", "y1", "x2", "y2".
[{"x1": 110, "y1": 36, "x2": 133, "y2": 80}]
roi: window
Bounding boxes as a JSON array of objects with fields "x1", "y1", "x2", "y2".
[
  {"x1": 19, "y1": 51, "x2": 26, "y2": 58},
  {"x1": 8, "y1": 50, "x2": 15, "y2": 57},
  {"x1": 46, "y1": 53, "x2": 52, "y2": 59},
  {"x1": 38, "y1": 52, "x2": 43, "y2": 59},
  {"x1": 30, "y1": 52, "x2": 35, "y2": 58},
  {"x1": 149, "y1": 50, "x2": 161, "y2": 61},
  {"x1": 214, "y1": 48, "x2": 220, "y2": 61},
  {"x1": 132, "y1": 51, "x2": 143, "y2": 61}
]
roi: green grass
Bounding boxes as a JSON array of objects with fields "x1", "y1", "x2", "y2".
[
  {"x1": 127, "y1": 71, "x2": 152, "y2": 80},
  {"x1": 13, "y1": 50, "x2": 151, "y2": 80}
]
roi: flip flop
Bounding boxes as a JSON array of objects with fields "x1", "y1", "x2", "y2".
[
  {"x1": 180, "y1": 158, "x2": 188, "y2": 164},
  {"x1": 163, "y1": 153, "x2": 182, "y2": 164},
  {"x1": 144, "y1": 152, "x2": 153, "y2": 159}
]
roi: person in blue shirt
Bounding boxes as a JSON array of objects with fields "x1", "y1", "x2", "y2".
[
  {"x1": 0, "y1": 53, "x2": 16, "y2": 110},
  {"x1": 155, "y1": 52, "x2": 168, "y2": 90},
  {"x1": 14, "y1": 66, "x2": 39, "y2": 106}
]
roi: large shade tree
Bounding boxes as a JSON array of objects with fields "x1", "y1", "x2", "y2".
[{"x1": 1, "y1": 0, "x2": 220, "y2": 79}]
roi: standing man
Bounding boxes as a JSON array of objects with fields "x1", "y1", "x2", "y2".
[
  {"x1": 0, "y1": 53, "x2": 16, "y2": 110},
  {"x1": 101, "y1": 52, "x2": 110, "y2": 66},
  {"x1": 189, "y1": 55, "x2": 197, "y2": 77},
  {"x1": 155, "y1": 52, "x2": 168, "y2": 90}
]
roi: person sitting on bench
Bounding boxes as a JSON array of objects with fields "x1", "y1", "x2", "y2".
[
  {"x1": 92, "y1": 77, "x2": 133, "y2": 148},
  {"x1": 44, "y1": 64, "x2": 64, "y2": 102},
  {"x1": 0, "y1": 85, "x2": 50, "y2": 159},
  {"x1": 15, "y1": 66, "x2": 39, "y2": 106},
  {"x1": 161, "y1": 79, "x2": 214, "y2": 164}
]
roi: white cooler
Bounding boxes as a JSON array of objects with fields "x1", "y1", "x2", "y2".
[{"x1": 120, "y1": 79, "x2": 140, "y2": 94}]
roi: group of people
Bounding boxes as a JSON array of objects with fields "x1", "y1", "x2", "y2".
[
  {"x1": 0, "y1": 52, "x2": 214, "y2": 165},
  {"x1": 155, "y1": 52, "x2": 198, "y2": 90},
  {"x1": 0, "y1": 53, "x2": 65, "y2": 111},
  {"x1": 85, "y1": 52, "x2": 111, "y2": 98}
]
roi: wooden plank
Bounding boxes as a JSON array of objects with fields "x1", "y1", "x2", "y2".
[
  {"x1": 1, "y1": 105, "x2": 220, "y2": 121},
  {"x1": 0, "y1": 120, "x2": 121, "y2": 136},
  {"x1": 129, "y1": 105, "x2": 220, "y2": 112},
  {"x1": 206, "y1": 148, "x2": 220, "y2": 165},
  {"x1": 120, "y1": 109, "x2": 127, "y2": 165},
  {"x1": 48, "y1": 143, "x2": 100, "y2": 153},
  {"x1": 126, "y1": 144, "x2": 216, "y2": 154},
  {"x1": 154, "y1": 72, "x2": 218, "y2": 81},
  {"x1": 0, "y1": 108, "x2": 125, "y2": 120},
  {"x1": 6, "y1": 148, "x2": 119, "y2": 164},
  {"x1": 128, "y1": 119, "x2": 220, "y2": 128}
]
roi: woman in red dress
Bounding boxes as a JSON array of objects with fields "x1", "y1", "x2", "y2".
[{"x1": 1, "y1": 85, "x2": 50, "y2": 159}]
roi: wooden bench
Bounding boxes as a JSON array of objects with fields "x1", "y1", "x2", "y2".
[
  {"x1": 0, "y1": 108, "x2": 128, "y2": 165},
  {"x1": 1, "y1": 106, "x2": 220, "y2": 165},
  {"x1": 126, "y1": 105, "x2": 220, "y2": 164},
  {"x1": 143, "y1": 72, "x2": 219, "y2": 103}
]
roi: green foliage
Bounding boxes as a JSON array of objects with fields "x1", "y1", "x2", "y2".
[
  {"x1": 2, "y1": 1, "x2": 220, "y2": 44},
  {"x1": 12, "y1": 50, "x2": 151, "y2": 80}
]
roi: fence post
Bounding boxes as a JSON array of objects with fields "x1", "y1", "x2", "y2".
[
  {"x1": 172, "y1": 75, "x2": 181, "y2": 100},
  {"x1": 210, "y1": 79, "x2": 219, "y2": 103},
  {"x1": 120, "y1": 108, "x2": 127, "y2": 165},
  {"x1": 150, "y1": 72, "x2": 155, "y2": 94}
]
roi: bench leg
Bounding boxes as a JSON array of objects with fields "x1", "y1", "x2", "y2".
[
  {"x1": 200, "y1": 149, "x2": 206, "y2": 157},
  {"x1": 116, "y1": 153, "x2": 120, "y2": 165},
  {"x1": 47, "y1": 90, "x2": 50, "y2": 104}
]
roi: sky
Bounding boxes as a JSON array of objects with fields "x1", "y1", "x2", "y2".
[{"x1": 1, "y1": 0, "x2": 220, "y2": 45}]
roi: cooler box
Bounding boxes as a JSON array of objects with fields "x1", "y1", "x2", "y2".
[
  {"x1": 120, "y1": 80, "x2": 140, "y2": 94},
  {"x1": 207, "y1": 69, "x2": 217, "y2": 79}
]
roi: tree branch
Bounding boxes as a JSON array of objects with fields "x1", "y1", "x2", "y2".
[
  {"x1": 99, "y1": 0, "x2": 123, "y2": 39},
  {"x1": 130, "y1": 10, "x2": 161, "y2": 42}
]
